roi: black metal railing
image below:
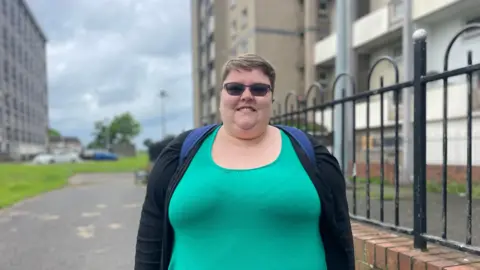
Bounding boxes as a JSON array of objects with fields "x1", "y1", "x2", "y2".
[{"x1": 270, "y1": 24, "x2": 480, "y2": 254}]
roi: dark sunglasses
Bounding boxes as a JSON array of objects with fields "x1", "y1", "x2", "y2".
[{"x1": 223, "y1": 82, "x2": 272, "y2": 97}]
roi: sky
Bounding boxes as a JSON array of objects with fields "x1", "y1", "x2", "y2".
[{"x1": 26, "y1": 0, "x2": 193, "y2": 148}]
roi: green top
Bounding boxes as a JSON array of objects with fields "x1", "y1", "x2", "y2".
[{"x1": 168, "y1": 127, "x2": 327, "y2": 270}]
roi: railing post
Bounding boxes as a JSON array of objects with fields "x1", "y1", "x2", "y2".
[{"x1": 412, "y1": 28, "x2": 428, "y2": 250}]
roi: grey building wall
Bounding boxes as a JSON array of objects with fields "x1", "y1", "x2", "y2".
[{"x1": 0, "y1": 0, "x2": 48, "y2": 157}]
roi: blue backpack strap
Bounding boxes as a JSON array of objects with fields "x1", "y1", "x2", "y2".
[
  {"x1": 275, "y1": 125, "x2": 316, "y2": 165},
  {"x1": 179, "y1": 124, "x2": 219, "y2": 165}
]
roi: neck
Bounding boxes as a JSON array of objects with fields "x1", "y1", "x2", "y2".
[{"x1": 220, "y1": 125, "x2": 270, "y2": 147}]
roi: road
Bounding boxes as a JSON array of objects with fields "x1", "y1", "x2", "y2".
[{"x1": 0, "y1": 173, "x2": 145, "y2": 270}]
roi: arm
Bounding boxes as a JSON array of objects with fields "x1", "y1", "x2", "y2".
[
  {"x1": 311, "y1": 138, "x2": 355, "y2": 270},
  {"x1": 134, "y1": 134, "x2": 185, "y2": 270}
]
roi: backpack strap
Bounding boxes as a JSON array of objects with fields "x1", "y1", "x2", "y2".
[
  {"x1": 275, "y1": 125, "x2": 316, "y2": 165},
  {"x1": 179, "y1": 124, "x2": 219, "y2": 165}
]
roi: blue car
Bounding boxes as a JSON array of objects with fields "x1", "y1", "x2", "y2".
[{"x1": 92, "y1": 151, "x2": 118, "y2": 161}]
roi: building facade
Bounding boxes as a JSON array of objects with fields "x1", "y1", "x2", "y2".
[
  {"x1": 313, "y1": 0, "x2": 480, "y2": 180},
  {"x1": 0, "y1": 0, "x2": 48, "y2": 159},
  {"x1": 191, "y1": 0, "x2": 331, "y2": 127}
]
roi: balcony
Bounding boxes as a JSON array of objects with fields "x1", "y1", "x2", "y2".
[
  {"x1": 208, "y1": 16, "x2": 215, "y2": 34},
  {"x1": 413, "y1": 0, "x2": 458, "y2": 20},
  {"x1": 314, "y1": 0, "x2": 472, "y2": 66},
  {"x1": 314, "y1": 35, "x2": 336, "y2": 64},
  {"x1": 314, "y1": 6, "x2": 390, "y2": 65},
  {"x1": 353, "y1": 6, "x2": 390, "y2": 47}
]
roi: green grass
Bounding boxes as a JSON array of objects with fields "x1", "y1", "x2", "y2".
[
  {"x1": 348, "y1": 177, "x2": 412, "y2": 201},
  {"x1": 348, "y1": 177, "x2": 480, "y2": 200},
  {"x1": 0, "y1": 154, "x2": 148, "y2": 209}
]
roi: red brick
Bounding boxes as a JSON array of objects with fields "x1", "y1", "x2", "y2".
[
  {"x1": 375, "y1": 244, "x2": 387, "y2": 269},
  {"x1": 445, "y1": 265, "x2": 480, "y2": 270},
  {"x1": 351, "y1": 221, "x2": 480, "y2": 270},
  {"x1": 365, "y1": 242, "x2": 375, "y2": 265}
]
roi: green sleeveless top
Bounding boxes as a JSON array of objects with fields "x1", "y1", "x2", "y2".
[{"x1": 168, "y1": 127, "x2": 327, "y2": 270}]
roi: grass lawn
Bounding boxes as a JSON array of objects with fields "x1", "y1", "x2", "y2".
[
  {"x1": 0, "y1": 154, "x2": 148, "y2": 209},
  {"x1": 348, "y1": 176, "x2": 480, "y2": 201}
]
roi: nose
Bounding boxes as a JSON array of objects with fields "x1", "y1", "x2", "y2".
[{"x1": 240, "y1": 86, "x2": 254, "y2": 100}]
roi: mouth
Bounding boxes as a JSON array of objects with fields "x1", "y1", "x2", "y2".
[{"x1": 236, "y1": 106, "x2": 257, "y2": 112}]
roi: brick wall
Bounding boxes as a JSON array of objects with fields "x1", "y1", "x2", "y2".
[
  {"x1": 354, "y1": 163, "x2": 480, "y2": 184},
  {"x1": 352, "y1": 221, "x2": 480, "y2": 269}
]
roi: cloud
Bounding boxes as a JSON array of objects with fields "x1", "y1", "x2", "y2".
[{"x1": 26, "y1": 0, "x2": 193, "y2": 147}]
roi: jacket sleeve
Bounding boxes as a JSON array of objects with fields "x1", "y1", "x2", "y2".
[
  {"x1": 134, "y1": 133, "x2": 186, "y2": 270},
  {"x1": 311, "y1": 138, "x2": 355, "y2": 270}
]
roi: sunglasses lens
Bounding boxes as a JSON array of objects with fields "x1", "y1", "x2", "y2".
[
  {"x1": 225, "y1": 83, "x2": 245, "y2": 96},
  {"x1": 250, "y1": 84, "x2": 270, "y2": 96}
]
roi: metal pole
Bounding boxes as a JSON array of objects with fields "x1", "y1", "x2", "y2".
[
  {"x1": 402, "y1": 0, "x2": 414, "y2": 183},
  {"x1": 159, "y1": 90, "x2": 168, "y2": 138},
  {"x1": 334, "y1": 0, "x2": 347, "y2": 172},
  {"x1": 104, "y1": 118, "x2": 110, "y2": 151},
  {"x1": 344, "y1": 0, "x2": 355, "y2": 180}
]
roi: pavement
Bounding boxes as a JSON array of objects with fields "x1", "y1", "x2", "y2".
[
  {"x1": 1, "y1": 172, "x2": 479, "y2": 269},
  {"x1": 347, "y1": 187, "x2": 480, "y2": 246},
  {"x1": 0, "y1": 173, "x2": 146, "y2": 270}
]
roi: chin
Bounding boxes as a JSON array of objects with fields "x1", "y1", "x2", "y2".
[{"x1": 234, "y1": 120, "x2": 258, "y2": 131}]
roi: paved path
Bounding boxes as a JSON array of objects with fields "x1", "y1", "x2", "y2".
[
  {"x1": 0, "y1": 173, "x2": 146, "y2": 270},
  {"x1": 347, "y1": 187, "x2": 480, "y2": 246}
]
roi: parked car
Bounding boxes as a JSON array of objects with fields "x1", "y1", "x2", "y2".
[
  {"x1": 32, "y1": 152, "x2": 82, "y2": 165},
  {"x1": 80, "y1": 149, "x2": 118, "y2": 161},
  {"x1": 92, "y1": 151, "x2": 118, "y2": 161}
]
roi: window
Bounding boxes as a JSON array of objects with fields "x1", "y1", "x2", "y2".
[
  {"x1": 237, "y1": 40, "x2": 248, "y2": 54},
  {"x1": 241, "y1": 8, "x2": 248, "y2": 29},
  {"x1": 390, "y1": 0, "x2": 404, "y2": 21},
  {"x1": 318, "y1": 1, "x2": 328, "y2": 18},
  {"x1": 2, "y1": 0, "x2": 6, "y2": 15},
  {"x1": 392, "y1": 45, "x2": 402, "y2": 61},
  {"x1": 464, "y1": 17, "x2": 480, "y2": 39},
  {"x1": 231, "y1": 20, "x2": 237, "y2": 40}
]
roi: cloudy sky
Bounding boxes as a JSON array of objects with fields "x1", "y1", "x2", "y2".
[{"x1": 27, "y1": 0, "x2": 193, "y2": 148}]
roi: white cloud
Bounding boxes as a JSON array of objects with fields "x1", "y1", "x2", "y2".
[{"x1": 27, "y1": 0, "x2": 193, "y2": 145}]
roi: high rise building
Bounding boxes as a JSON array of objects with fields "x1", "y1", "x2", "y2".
[
  {"x1": 190, "y1": 0, "x2": 331, "y2": 127},
  {"x1": 313, "y1": 0, "x2": 480, "y2": 181},
  {"x1": 0, "y1": 0, "x2": 49, "y2": 159}
]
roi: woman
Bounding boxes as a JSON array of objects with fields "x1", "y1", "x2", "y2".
[{"x1": 134, "y1": 53, "x2": 354, "y2": 270}]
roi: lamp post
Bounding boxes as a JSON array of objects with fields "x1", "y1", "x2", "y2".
[
  {"x1": 104, "y1": 117, "x2": 110, "y2": 151},
  {"x1": 159, "y1": 90, "x2": 168, "y2": 138}
]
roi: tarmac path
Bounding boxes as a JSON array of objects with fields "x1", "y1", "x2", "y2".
[{"x1": 0, "y1": 173, "x2": 146, "y2": 270}]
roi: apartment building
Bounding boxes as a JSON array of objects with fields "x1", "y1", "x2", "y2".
[
  {"x1": 0, "y1": 0, "x2": 49, "y2": 159},
  {"x1": 314, "y1": 0, "x2": 480, "y2": 178},
  {"x1": 191, "y1": 0, "x2": 331, "y2": 127}
]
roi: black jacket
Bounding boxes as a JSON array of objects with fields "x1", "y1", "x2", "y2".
[{"x1": 134, "y1": 128, "x2": 355, "y2": 270}]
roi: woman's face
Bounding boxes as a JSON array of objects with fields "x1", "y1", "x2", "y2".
[{"x1": 220, "y1": 68, "x2": 273, "y2": 134}]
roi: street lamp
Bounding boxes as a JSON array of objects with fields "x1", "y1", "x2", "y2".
[
  {"x1": 158, "y1": 90, "x2": 168, "y2": 138},
  {"x1": 103, "y1": 117, "x2": 110, "y2": 151}
]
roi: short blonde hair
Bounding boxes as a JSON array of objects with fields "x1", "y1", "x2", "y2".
[{"x1": 221, "y1": 53, "x2": 276, "y2": 91}]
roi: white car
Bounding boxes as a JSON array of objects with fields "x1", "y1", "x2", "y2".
[{"x1": 32, "y1": 152, "x2": 82, "y2": 165}]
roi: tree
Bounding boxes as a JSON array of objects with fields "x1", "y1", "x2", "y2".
[
  {"x1": 143, "y1": 138, "x2": 154, "y2": 148},
  {"x1": 48, "y1": 128, "x2": 61, "y2": 137},
  {"x1": 110, "y1": 112, "x2": 141, "y2": 144},
  {"x1": 88, "y1": 112, "x2": 141, "y2": 148}
]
